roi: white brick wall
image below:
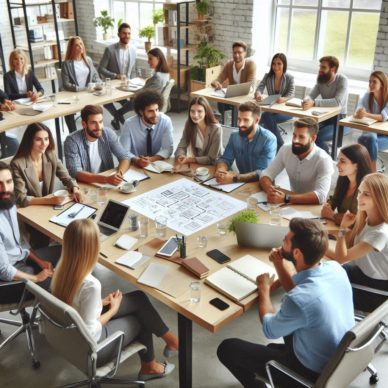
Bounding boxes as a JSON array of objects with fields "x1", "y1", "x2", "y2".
[{"x1": 373, "y1": 0, "x2": 388, "y2": 72}]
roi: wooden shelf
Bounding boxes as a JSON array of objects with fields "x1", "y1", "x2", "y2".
[
  {"x1": 17, "y1": 40, "x2": 58, "y2": 50},
  {"x1": 165, "y1": 44, "x2": 196, "y2": 52}
]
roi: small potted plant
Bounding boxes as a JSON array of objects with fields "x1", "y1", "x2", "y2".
[
  {"x1": 139, "y1": 25, "x2": 155, "y2": 52},
  {"x1": 152, "y1": 8, "x2": 165, "y2": 25},
  {"x1": 229, "y1": 210, "x2": 259, "y2": 233},
  {"x1": 196, "y1": 0, "x2": 209, "y2": 20},
  {"x1": 94, "y1": 10, "x2": 115, "y2": 40}
]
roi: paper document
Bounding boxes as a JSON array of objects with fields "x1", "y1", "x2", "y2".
[
  {"x1": 144, "y1": 161, "x2": 173, "y2": 174},
  {"x1": 50, "y1": 203, "x2": 97, "y2": 227},
  {"x1": 115, "y1": 251, "x2": 150, "y2": 270},
  {"x1": 249, "y1": 191, "x2": 268, "y2": 203},
  {"x1": 280, "y1": 207, "x2": 318, "y2": 220},
  {"x1": 211, "y1": 88, "x2": 226, "y2": 97},
  {"x1": 348, "y1": 116, "x2": 378, "y2": 126},
  {"x1": 285, "y1": 98, "x2": 303, "y2": 107},
  {"x1": 202, "y1": 178, "x2": 245, "y2": 193}
]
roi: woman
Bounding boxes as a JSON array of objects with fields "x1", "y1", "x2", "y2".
[
  {"x1": 62, "y1": 36, "x2": 101, "y2": 133},
  {"x1": 4, "y1": 49, "x2": 44, "y2": 102},
  {"x1": 255, "y1": 53, "x2": 294, "y2": 151},
  {"x1": 321, "y1": 144, "x2": 372, "y2": 225},
  {"x1": 175, "y1": 96, "x2": 222, "y2": 165},
  {"x1": 11, "y1": 123, "x2": 83, "y2": 247},
  {"x1": 52, "y1": 219, "x2": 178, "y2": 380},
  {"x1": 111, "y1": 47, "x2": 170, "y2": 130},
  {"x1": 326, "y1": 173, "x2": 388, "y2": 312},
  {"x1": 357, "y1": 71, "x2": 388, "y2": 171}
]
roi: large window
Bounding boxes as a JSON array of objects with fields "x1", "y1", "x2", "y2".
[{"x1": 273, "y1": 0, "x2": 382, "y2": 78}]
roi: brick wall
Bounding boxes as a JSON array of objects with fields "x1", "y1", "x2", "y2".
[{"x1": 374, "y1": 0, "x2": 388, "y2": 72}]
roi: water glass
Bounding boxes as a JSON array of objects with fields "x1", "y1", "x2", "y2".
[
  {"x1": 189, "y1": 281, "x2": 201, "y2": 303},
  {"x1": 105, "y1": 78, "x2": 112, "y2": 95},
  {"x1": 216, "y1": 222, "x2": 228, "y2": 236},
  {"x1": 247, "y1": 197, "x2": 257, "y2": 210},
  {"x1": 269, "y1": 206, "x2": 282, "y2": 226},
  {"x1": 196, "y1": 235, "x2": 208, "y2": 249},
  {"x1": 155, "y1": 216, "x2": 167, "y2": 238},
  {"x1": 120, "y1": 75, "x2": 128, "y2": 87},
  {"x1": 97, "y1": 188, "x2": 107, "y2": 206},
  {"x1": 139, "y1": 216, "x2": 149, "y2": 239},
  {"x1": 128, "y1": 213, "x2": 138, "y2": 231},
  {"x1": 49, "y1": 94, "x2": 56, "y2": 106}
]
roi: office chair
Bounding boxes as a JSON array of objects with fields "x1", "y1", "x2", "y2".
[
  {"x1": 161, "y1": 79, "x2": 175, "y2": 113},
  {"x1": 0, "y1": 280, "x2": 40, "y2": 368},
  {"x1": 25, "y1": 280, "x2": 146, "y2": 387},
  {"x1": 263, "y1": 299, "x2": 388, "y2": 388}
]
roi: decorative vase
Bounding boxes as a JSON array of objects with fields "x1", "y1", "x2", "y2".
[{"x1": 145, "y1": 41, "x2": 152, "y2": 52}]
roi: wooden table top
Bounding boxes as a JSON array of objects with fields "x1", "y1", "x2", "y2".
[{"x1": 339, "y1": 116, "x2": 388, "y2": 136}]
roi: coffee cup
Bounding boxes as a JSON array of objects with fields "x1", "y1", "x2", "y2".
[
  {"x1": 195, "y1": 167, "x2": 209, "y2": 177},
  {"x1": 87, "y1": 82, "x2": 96, "y2": 92},
  {"x1": 119, "y1": 182, "x2": 136, "y2": 193}
]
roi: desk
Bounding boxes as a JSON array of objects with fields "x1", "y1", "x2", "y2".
[
  {"x1": 338, "y1": 117, "x2": 388, "y2": 136},
  {"x1": 0, "y1": 81, "x2": 134, "y2": 160},
  {"x1": 191, "y1": 87, "x2": 342, "y2": 159},
  {"x1": 17, "y1": 169, "x2": 333, "y2": 387}
]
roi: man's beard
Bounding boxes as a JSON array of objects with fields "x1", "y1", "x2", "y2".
[
  {"x1": 292, "y1": 142, "x2": 311, "y2": 155},
  {"x1": 86, "y1": 127, "x2": 101, "y2": 139},
  {"x1": 0, "y1": 192, "x2": 16, "y2": 210},
  {"x1": 281, "y1": 248, "x2": 296, "y2": 266},
  {"x1": 317, "y1": 72, "x2": 331, "y2": 83},
  {"x1": 239, "y1": 124, "x2": 255, "y2": 138}
]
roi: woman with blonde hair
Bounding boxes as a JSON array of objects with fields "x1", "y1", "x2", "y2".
[
  {"x1": 52, "y1": 219, "x2": 178, "y2": 381},
  {"x1": 175, "y1": 96, "x2": 222, "y2": 165},
  {"x1": 326, "y1": 173, "x2": 388, "y2": 312},
  {"x1": 4, "y1": 49, "x2": 44, "y2": 101}
]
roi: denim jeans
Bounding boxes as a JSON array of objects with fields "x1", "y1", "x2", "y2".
[
  {"x1": 358, "y1": 132, "x2": 388, "y2": 161},
  {"x1": 260, "y1": 112, "x2": 291, "y2": 151}
]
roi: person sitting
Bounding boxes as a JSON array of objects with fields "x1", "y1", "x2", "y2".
[
  {"x1": 62, "y1": 36, "x2": 101, "y2": 133},
  {"x1": 0, "y1": 90, "x2": 19, "y2": 158},
  {"x1": 321, "y1": 144, "x2": 372, "y2": 225},
  {"x1": 211, "y1": 41, "x2": 256, "y2": 123},
  {"x1": 259, "y1": 117, "x2": 334, "y2": 205},
  {"x1": 0, "y1": 161, "x2": 61, "y2": 303},
  {"x1": 302, "y1": 56, "x2": 348, "y2": 154},
  {"x1": 217, "y1": 218, "x2": 354, "y2": 388},
  {"x1": 255, "y1": 53, "x2": 294, "y2": 151},
  {"x1": 356, "y1": 71, "x2": 388, "y2": 171},
  {"x1": 3, "y1": 49, "x2": 44, "y2": 102},
  {"x1": 214, "y1": 102, "x2": 276, "y2": 184},
  {"x1": 10, "y1": 123, "x2": 83, "y2": 248},
  {"x1": 64, "y1": 104, "x2": 130, "y2": 186},
  {"x1": 120, "y1": 90, "x2": 173, "y2": 168},
  {"x1": 52, "y1": 219, "x2": 178, "y2": 381},
  {"x1": 326, "y1": 173, "x2": 388, "y2": 312},
  {"x1": 175, "y1": 96, "x2": 222, "y2": 166},
  {"x1": 110, "y1": 47, "x2": 170, "y2": 131}
]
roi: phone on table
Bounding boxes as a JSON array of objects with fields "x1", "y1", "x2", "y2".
[
  {"x1": 156, "y1": 236, "x2": 178, "y2": 257},
  {"x1": 206, "y1": 249, "x2": 231, "y2": 264},
  {"x1": 53, "y1": 204, "x2": 64, "y2": 210},
  {"x1": 209, "y1": 297, "x2": 229, "y2": 311}
]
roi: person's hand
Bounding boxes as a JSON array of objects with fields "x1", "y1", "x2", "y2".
[
  {"x1": 212, "y1": 81, "x2": 222, "y2": 90},
  {"x1": 215, "y1": 170, "x2": 234, "y2": 184},
  {"x1": 256, "y1": 273, "x2": 275, "y2": 291},
  {"x1": 269, "y1": 247, "x2": 284, "y2": 266},
  {"x1": 354, "y1": 107, "x2": 366, "y2": 119},
  {"x1": 106, "y1": 172, "x2": 124, "y2": 186},
  {"x1": 0, "y1": 99, "x2": 16, "y2": 111},
  {"x1": 102, "y1": 295, "x2": 111, "y2": 306},
  {"x1": 302, "y1": 98, "x2": 314, "y2": 110},
  {"x1": 267, "y1": 186, "x2": 285, "y2": 204},
  {"x1": 51, "y1": 195, "x2": 68, "y2": 205},
  {"x1": 27, "y1": 91, "x2": 39, "y2": 102},
  {"x1": 108, "y1": 290, "x2": 123, "y2": 316},
  {"x1": 277, "y1": 97, "x2": 287, "y2": 104},
  {"x1": 340, "y1": 211, "x2": 356, "y2": 229},
  {"x1": 34, "y1": 269, "x2": 53, "y2": 283},
  {"x1": 36, "y1": 259, "x2": 53, "y2": 271},
  {"x1": 255, "y1": 92, "x2": 262, "y2": 101},
  {"x1": 175, "y1": 155, "x2": 187, "y2": 165},
  {"x1": 72, "y1": 188, "x2": 84, "y2": 203},
  {"x1": 134, "y1": 157, "x2": 150, "y2": 168},
  {"x1": 321, "y1": 202, "x2": 334, "y2": 220}
]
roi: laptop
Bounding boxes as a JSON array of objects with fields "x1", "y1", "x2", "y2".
[
  {"x1": 234, "y1": 222, "x2": 288, "y2": 249},
  {"x1": 258, "y1": 94, "x2": 281, "y2": 106},
  {"x1": 212, "y1": 82, "x2": 252, "y2": 98},
  {"x1": 98, "y1": 200, "x2": 130, "y2": 237}
]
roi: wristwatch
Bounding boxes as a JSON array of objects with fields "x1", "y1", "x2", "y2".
[
  {"x1": 284, "y1": 194, "x2": 290, "y2": 204},
  {"x1": 338, "y1": 228, "x2": 348, "y2": 238}
]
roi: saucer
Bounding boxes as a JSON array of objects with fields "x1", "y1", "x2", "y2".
[
  {"x1": 119, "y1": 186, "x2": 136, "y2": 194},
  {"x1": 53, "y1": 189, "x2": 68, "y2": 197}
]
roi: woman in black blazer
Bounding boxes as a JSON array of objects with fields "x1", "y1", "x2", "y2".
[{"x1": 4, "y1": 49, "x2": 44, "y2": 101}]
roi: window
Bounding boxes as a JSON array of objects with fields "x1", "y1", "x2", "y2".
[{"x1": 273, "y1": 0, "x2": 382, "y2": 78}]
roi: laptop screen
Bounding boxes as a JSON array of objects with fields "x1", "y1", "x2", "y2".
[{"x1": 99, "y1": 200, "x2": 129, "y2": 230}]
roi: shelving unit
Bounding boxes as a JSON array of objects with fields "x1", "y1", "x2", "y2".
[{"x1": 6, "y1": 0, "x2": 78, "y2": 91}]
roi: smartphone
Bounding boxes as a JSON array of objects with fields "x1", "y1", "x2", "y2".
[
  {"x1": 156, "y1": 236, "x2": 178, "y2": 257},
  {"x1": 206, "y1": 249, "x2": 231, "y2": 264},
  {"x1": 209, "y1": 297, "x2": 229, "y2": 311},
  {"x1": 53, "y1": 204, "x2": 64, "y2": 210}
]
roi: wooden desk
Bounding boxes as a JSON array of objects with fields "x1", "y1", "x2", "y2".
[
  {"x1": 339, "y1": 117, "x2": 388, "y2": 136},
  {"x1": 0, "y1": 81, "x2": 134, "y2": 160}
]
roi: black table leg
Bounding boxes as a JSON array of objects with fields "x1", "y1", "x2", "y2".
[
  {"x1": 330, "y1": 115, "x2": 340, "y2": 160},
  {"x1": 178, "y1": 313, "x2": 192, "y2": 388},
  {"x1": 231, "y1": 106, "x2": 238, "y2": 127},
  {"x1": 55, "y1": 117, "x2": 63, "y2": 161}
]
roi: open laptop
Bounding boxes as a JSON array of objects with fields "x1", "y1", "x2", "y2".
[
  {"x1": 235, "y1": 222, "x2": 288, "y2": 248},
  {"x1": 212, "y1": 82, "x2": 252, "y2": 98},
  {"x1": 258, "y1": 94, "x2": 281, "y2": 106},
  {"x1": 98, "y1": 200, "x2": 130, "y2": 237}
]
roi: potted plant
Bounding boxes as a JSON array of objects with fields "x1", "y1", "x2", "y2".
[
  {"x1": 152, "y1": 8, "x2": 165, "y2": 25},
  {"x1": 139, "y1": 25, "x2": 155, "y2": 52},
  {"x1": 228, "y1": 210, "x2": 259, "y2": 233},
  {"x1": 94, "y1": 10, "x2": 115, "y2": 40},
  {"x1": 228, "y1": 210, "x2": 260, "y2": 248},
  {"x1": 196, "y1": 0, "x2": 209, "y2": 20}
]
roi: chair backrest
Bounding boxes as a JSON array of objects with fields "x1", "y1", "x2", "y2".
[
  {"x1": 294, "y1": 85, "x2": 307, "y2": 99},
  {"x1": 315, "y1": 299, "x2": 388, "y2": 388},
  {"x1": 221, "y1": 124, "x2": 238, "y2": 149},
  {"x1": 55, "y1": 68, "x2": 63, "y2": 91},
  {"x1": 26, "y1": 280, "x2": 97, "y2": 376},
  {"x1": 161, "y1": 79, "x2": 175, "y2": 113},
  {"x1": 347, "y1": 93, "x2": 360, "y2": 115}
]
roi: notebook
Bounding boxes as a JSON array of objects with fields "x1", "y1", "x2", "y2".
[
  {"x1": 285, "y1": 98, "x2": 303, "y2": 107},
  {"x1": 258, "y1": 94, "x2": 280, "y2": 106},
  {"x1": 205, "y1": 255, "x2": 276, "y2": 302},
  {"x1": 202, "y1": 177, "x2": 245, "y2": 193},
  {"x1": 50, "y1": 203, "x2": 97, "y2": 227},
  {"x1": 348, "y1": 116, "x2": 378, "y2": 126},
  {"x1": 144, "y1": 161, "x2": 174, "y2": 174}
]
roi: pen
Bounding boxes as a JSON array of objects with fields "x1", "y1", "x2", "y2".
[
  {"x1": 99, "y1": 252, "x2": 108, "y2": 258},
  {"x1": 58, "y1": 102, "x2": 71, "y2": 104}
]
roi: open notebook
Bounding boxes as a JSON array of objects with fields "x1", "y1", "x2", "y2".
[
  {"x1": 205, "y1": 255, "x2": 276, "y2": 302},
  {"x1": 348, "y1": 116, "x2": 378, "y2": 126}
]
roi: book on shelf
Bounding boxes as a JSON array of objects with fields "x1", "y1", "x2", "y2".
[{"x1": 205, "y1": 255, "x2": 277, "y2": 302}]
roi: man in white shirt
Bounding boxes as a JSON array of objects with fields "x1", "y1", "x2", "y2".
[{"x1": 259, "y1": 117, "x2": 333, "y2": 205}]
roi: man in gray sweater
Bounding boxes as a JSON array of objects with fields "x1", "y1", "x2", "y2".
[{"x1": 302, "y1": 56, "x2": 348, "y2": 154}]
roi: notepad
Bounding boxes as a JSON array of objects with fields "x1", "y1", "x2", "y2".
[
  {"x1": 49, "y1": 203, "x2": 97, "y2": 227},
  {"x1": 285, "y1": 98, "x2": 303, "y2": 107},
  {"x1": 144, "y1": 161, "x2": 174, "y2": 174},
  {"x1": 205, "y1": 255, "x2": 276, "y2": 302},
  {"x1": 348, "y1": 116, "x2": 378, "y2": 126},
  {"x1": 202, "y1": 178, "x2": 245, "y2": 193},
  {"x1": 115, "y1": 251, "x2": 150, "y2": 269},
  {"x1": 280, "y1": 207, "x2": 318, "y2": 220}
]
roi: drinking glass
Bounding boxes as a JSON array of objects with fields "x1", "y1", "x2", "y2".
[
  {"x1": 139, "y1": 216, "x2": 149, "y2": 238},
  {"x1": 189, "y1": 281, "x2": 201, "y2": 303},
  {"x1": 97, "y1": 188, "x2": 107, "y2": 206},
  {"x1": 155, "y1": 216, "x2": 167, "y2": 238}
]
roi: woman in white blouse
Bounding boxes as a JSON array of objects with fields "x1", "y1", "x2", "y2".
[{"x1": 52, "y1": 219, "x2": 178, "y2": 381}]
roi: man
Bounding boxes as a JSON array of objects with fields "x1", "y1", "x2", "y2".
[
  {"x1": 259, "y1": 117, "x2": 333, "y2": 204},
  {"x1": 98, "y1": 22, "x2": 137, "y2": 130},
  {"x1": 64, "y1": 104, "x2": 130, "y2": 185},
  {"x1": 0, "y1": 89, "x2": 19, "y2": 158},
  {"x1": 302, "y1": 56, "x2": 348, "y2": 153},
  {"x1": 217, "y1": 218, "x2": 355, "y2": 388},
  {"x1": 120, "y1": 90, "x2": 174, "y2": 168},
  {"x1": 215, "y1": 102, "x2": 276, "y2": 184},
  {"x1": 0, "y1": 162, "x2": 60, "y2": 303},
  {"x1": 211, "y1": 41, "x2": 256, "y2": 123}
]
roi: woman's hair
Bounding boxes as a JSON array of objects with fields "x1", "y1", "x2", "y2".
[
  {"x1": 9, "y1": 49, "x2": 29, "y2": 75},
  {"x1": 12, "y1": 123, "x2": 55, "y2": 159},
  {"x1": 268, "y1": 53, "x2": 287, "y2": 77},
  {"x1": 52, "y1": 219, "x2": 100, "y2": 304},
  {"x1": 368, "y1": 70, "x2": 388, "y2": 112},
  {"x1": 348, "y1": 173, "x2": 388, "y2": 246},
  {"x1": 332, "y1": 144, "x2": 372, "y2": 209},
  {"x1": 65, "y1": 36, "x2": 90, "y2": 68},
  {"x1": 183, "y1": 96, "x2": 218, "y2": 153},
  {"x1": 147, "y1": 48, "x2": 169, "y2": 73}
]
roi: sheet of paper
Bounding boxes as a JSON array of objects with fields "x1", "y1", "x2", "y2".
[
  {"x1": 249, "y1": 191, "x2": 268, "y2": 202},
  {"x1": 202, "y1": 177, "x2": 245, "y2": 193},
  {"x1": 123, "y1": 178, "x2": 246, "y2": 236},
  {"x1": 280, "y1": 207, "x2": 318, "y2": 220},
  {"x1": 115, "y1": 251, "x2": 150, "y2": 269},
  {"x1": 228, "y1": 255, "x2": 276, "y2": 283},
  {"x1": 123, "y1": 169, "x2": 149, "y2": 182},
  {"x1": 144, "y1": 161, "x2": 173, "y2": 174},
  {"x1": 50, "y1": 203, "x2": 96, "y2": 227}
]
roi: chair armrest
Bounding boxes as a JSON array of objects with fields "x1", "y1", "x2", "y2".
[
  {"x1": 95, "y1": 330, "x2": 125, "y2": 353},
  {"x1": 265, "y1": 360, "x2": 314, "y2": 388},
  {"x1": 351, "y1": 283, "x2": 388, "y2": 297},
  {"x1": 0, "y1": 279, "x2": 29, "y2": 315}
]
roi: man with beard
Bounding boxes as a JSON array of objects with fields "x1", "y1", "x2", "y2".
[
  {"x1": 302, "y1": 56, "x2": 348, "y2": 153},
  {"x1": 120, "y1": 90, "x2": 174, "y2": 168},
  {"x1": 99, "y1": 23, "x2": 137, "y2": 130},
  {"x1": 214, "y1": 102, "x2": 276, "y2": 184},
  {"x1": 259, "y1": 117, "x2": 333, "y2": 204},
  {"x1": 0, "y1": 162, "x2": 61, "y2": 302},
  {"x1": 64, "y1": 104, "x2": 130, "y2": 185},
  {"x1": 217, "y1": 218, "x2": 354, "y2": 388}
]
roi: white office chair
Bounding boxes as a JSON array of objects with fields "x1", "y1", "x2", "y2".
[{"x1": 161, "y1": 79, "x2": 175, "y2": 113}]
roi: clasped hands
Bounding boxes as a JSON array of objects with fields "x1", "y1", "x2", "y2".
[
  {"x1": 214, "y1": 169, "x2": 235, "y2": 184},
  {"x1": 102, "y1": 290, "x2": 123, "y2": 315}
]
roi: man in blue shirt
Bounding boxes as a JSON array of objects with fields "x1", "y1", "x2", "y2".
[
  {"x1": 120, "y1": 90, "x2": 174, "y2": 168},
  {"x1": 215, "y1": 102, "x2": 276, "y2": 183},
  {"x1": 217, "y1": 218, "x2": 354, "y2": 387}
]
